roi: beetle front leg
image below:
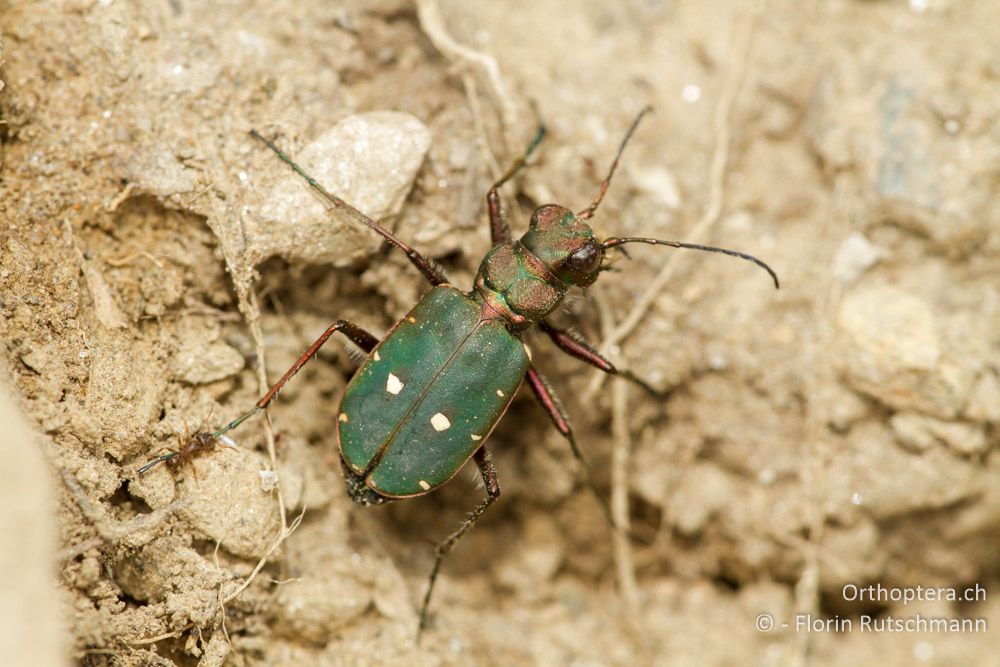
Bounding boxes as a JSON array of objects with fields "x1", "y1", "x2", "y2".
[
  {"x1": 418, "y1": 447, "x2": 500, "y2": 638},
  {"x1": 539, "y1": 320, "x2": 664, "y2": 396},
  {"x1": 486, "y1": 125, "x2": 546, "y2": 244},
  {"x1": 214, "y1": 319, "x2": 379, "y2": 438}
]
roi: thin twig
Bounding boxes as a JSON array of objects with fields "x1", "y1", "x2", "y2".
[
  {"x1": 104, "y1": 252, "x2": 166, "y2": 269},
  {"x1": 593, "y1": 291, "x2": 639, "y2": 611},
  {"x1": 247, "y1": 289, "x2": 288, "y2": 532},
  {"x1": 106, "y1": 182, "x2": 136, "y2": 212},
  {"x1": 416, "y1": 0, "x2": 518, "y2": 144},
  {"x1": 786, "y1": 269, "x2": 843, "y2": 667},
  {"x1": 195, "y1": 290, "x2": 298, "y2": 621},
  {"x1": 462, "y1": 72, "x2": 503, "y2": 181},
  {"x1": 217, "y1": 507, "x2": 305, "y2": 608},
  {"x1": 128, "y1": 508, "x2": 305, "y2": 648},
  {"x1": 611, "y1": 380, "x2": 639, "y2": 608}
]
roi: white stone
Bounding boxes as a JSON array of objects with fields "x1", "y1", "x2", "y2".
[
  {"x1": 250, "y1": 112, "x2": 432, "y2": 266},
  {"x1": 833, "y1": 233, "x2": 881, "y2": 285}
]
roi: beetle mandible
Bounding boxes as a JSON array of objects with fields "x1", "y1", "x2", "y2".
[{"x1": 147, "y1": 108, "x2": 779, "y2": 634}]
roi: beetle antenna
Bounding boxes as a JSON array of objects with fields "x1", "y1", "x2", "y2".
[
  {"x1": 577, "y1": 105, "x2": 653, "y2": 221},
  {"x1": 137, "y1": 452, "x2": 178, "y2": 475},
  {"x1": 601, "y1": 237, "x2": 780, "y2": 288}
]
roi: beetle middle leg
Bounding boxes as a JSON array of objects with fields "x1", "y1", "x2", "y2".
[
  {"x1": 214, "y1": 319, "x2": 379, "y2": 438},
  {"x1": 486, "y1": 124, "x2": 546, "y2": 244},
  {"x1": 539, "y1": 320, "x2": 664, "y2": 396},
  {"x1": 418, "y1": 447, "x2": 500, "y2": 637}
]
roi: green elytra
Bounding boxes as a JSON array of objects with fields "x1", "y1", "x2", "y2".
[
  {"x1": 338, "y1": 286, "x2": 529, "y2": 498},
  {"x1": 139, "y1": 109, "x2": 778, "y2": 637}
]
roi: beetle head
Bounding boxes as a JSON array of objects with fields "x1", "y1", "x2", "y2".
[
  {"x1": 512, "y1": 107, "x2": 780, "y2": 294},
  {"x1": 519, "y1": 204, "x2": 604, "y2": 287}
]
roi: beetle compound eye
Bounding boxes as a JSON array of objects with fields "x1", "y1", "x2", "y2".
[{"x1": 567, "y1": 242, "x2": 602, "y2": 274}]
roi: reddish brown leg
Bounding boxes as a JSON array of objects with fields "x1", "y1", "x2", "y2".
[
  {"x1": 524, "y1": 366, "x2": 621, "y2": 532},
  {"x1": 576, "y1": 106, "x2": 652, "y2": 221},
  {"x1": 250, "y1": 130, "x2": 448, "y2": 286},
  {"x1": 539, "y1": 320, "x2": 662, "y2": 395},
  {"x1": 214, "y1": 319, "x2": 378, "y2": 437},
  {"x1": 486, "y1": 125, "x2": 546, "y2": 244},
  {"x1": 418, "y1": 447, "x2": 500, "y2": 639}
]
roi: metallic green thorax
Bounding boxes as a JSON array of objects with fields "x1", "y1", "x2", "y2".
[
  {"x1": 474, "y1": 204, "x2": 601, "y2": 328},
  {"x1": 338, "y1": 286, "x2": 528, "y2": 498}
]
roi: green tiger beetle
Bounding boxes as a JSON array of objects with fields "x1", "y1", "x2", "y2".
[{"x1": 141, "y1": 107, "x2": 778, "y2": 635}]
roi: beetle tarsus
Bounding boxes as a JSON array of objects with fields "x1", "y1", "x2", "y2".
[{"x1": 417, "y1": 447, "x2": 500, "y2": 640}]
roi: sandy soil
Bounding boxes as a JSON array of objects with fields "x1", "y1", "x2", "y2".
[{"x1": 1, "y1": 1, "x2": 998, "y2": 665}]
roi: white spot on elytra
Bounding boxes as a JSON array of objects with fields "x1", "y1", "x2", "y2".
[
  {"x1": 418, "y1": 480, "x2": 431, "y2": 490},
  {"x1": 496, "y1": 389, "x2": 505, "y2": 397},
  {"x1": 431, "y1": 412, "x2": 451, "y2": 431},
  {"x1": 470, "y1": 434, "x2": 482, "y2": 441},
  {"x1": 338, "y1": 412, "x2": 349, "y2": 423},
  {"x1": 386, "y1": 372, "x2": 404, "y2": 395},
  {"x1": 373, "y1": 350, "x2": 380, "y2": 361},
  {"x1": 523, "y1": 343, "x2": 533, "y2": 361}
]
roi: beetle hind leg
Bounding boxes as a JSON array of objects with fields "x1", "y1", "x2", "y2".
[
  {"x1": 212, "y1": 319, "x2": 379, "y2": 439},
  {"x1": 418, "y1": 447, "x2": 500, "y2": 639}
]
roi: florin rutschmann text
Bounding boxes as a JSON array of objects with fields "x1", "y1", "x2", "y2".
[{"x1": 794, "y1": 614, "x2": 986, "y2": 633}]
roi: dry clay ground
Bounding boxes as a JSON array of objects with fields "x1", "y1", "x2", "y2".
[{"x1": 1, "y1": 1, "x2": 999, "y2": 665}]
